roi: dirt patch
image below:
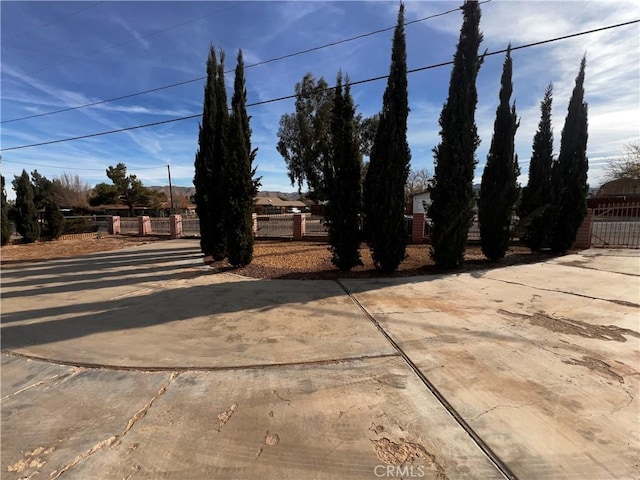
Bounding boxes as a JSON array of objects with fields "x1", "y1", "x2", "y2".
[
  {"x1": 0, "y1": 234, "x2": 169, "y2": 266},
  {"x1": 1, "y1": 236, "x2": 559, "y2": 280},
  {"x1": 230, "y1": 241, "x2": 556, "y2": 280},
  {"x1": 499, "y1": 309, "x2": 640, "y2": 342}
]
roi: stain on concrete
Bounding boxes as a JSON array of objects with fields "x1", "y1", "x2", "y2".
[
  {"x1": 264, "y1": 432, "x2": 280, "y2": 446},
  {"x1": 563, "y1": 356, "x2": 625, "y2": 383},
  {"x1": 376, "y1": 373, "x2": 407, "y2": 389},
  {"x1": 498, "y1": 309, "x2": 640, "y2": 342},
  {"x1": 370, "y1": 437, "x2": 448, "y2": 480},
  {"x1": 7, "y1": 446, "x2": 55, "y2": 477},
  {"x1": 217, "y1": 403, "x2": 238, "y2": 430}
]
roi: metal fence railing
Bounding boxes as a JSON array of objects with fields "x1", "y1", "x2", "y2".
[
  {"x1": 305, "y1": 216, "x2": 328, "y2": 237},
  {"x1": 120, "y1": 218, "x2": 138, "y2": 235},
  {"x1": 182, "y1": 218, "x2": 201, "y2": 237},
  {"x1": 591, "y1": 202, "x2": 640, "y2": 247},
  {"x1": 256, "y1": 214, "x2": 294, "y2": 238},
  {"x1": 149, "y1": 217, "x2": 171, "y2": 235}
]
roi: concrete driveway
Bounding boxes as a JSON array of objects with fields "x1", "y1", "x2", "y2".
[{"x1": 1, "y1": 241, "x2": 638, "y2": 479}]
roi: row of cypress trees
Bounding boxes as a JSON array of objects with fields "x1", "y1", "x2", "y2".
[
  {"x1": 429, "y1": 0, "x2": 589, "y2": 268},
  {"x1": 192, "y1": 1, "x2": 589, "y2": 272},
  {"x1": 193, "y1": 47, "x2": 259, "y2": 267}
]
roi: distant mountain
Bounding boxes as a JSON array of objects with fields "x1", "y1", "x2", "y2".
[
  {"x1": 149, "y1": 186, "x2": 195, "y2": 198},
  {"x1": 148, "y1": 186, "x2": 301, "y2": 201}
]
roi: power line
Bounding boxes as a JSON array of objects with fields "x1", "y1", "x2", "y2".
[
  {"x1": 2, "y1": 18, "x2": 638, "y2": 154},
  {"x1": 11, "y1": 2, "x2": 248, "y2": 81},
  {"x1": 0, "y1": 158, "x2": 163, "y2": 171},
  {"x1": 1, "y1": 2, "x2": 487, "y2": 125},
  {"x1": 4, "y1": 2, "x2": 104, "y2": 42}
]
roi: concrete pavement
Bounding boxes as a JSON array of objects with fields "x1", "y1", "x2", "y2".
[{"x1": 1, "y1": 240, "x2": 638, "y2": 479}]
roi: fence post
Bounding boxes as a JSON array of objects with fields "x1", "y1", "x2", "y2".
[
  {"x1": 293, "y1": 213, "x2": 305, "y2": 240},
  {"x1": 411, "y1": 213, "x2": 426, "y2": 244},
  {"x1": 138, "y1": 216, "x2": 152, "y2": 236},
  {"x1": 574, "y1": 209, "x2": 594, "y2": 249},
  {"x1": 108, "y1": 216, "x2": 121, "y2": 235},
  {"x1": 170, "y1": 214, "x2": 183, "y2": 239},
  {"x1": 252, "y1": 213, "x2": 258, "y2": 236}
]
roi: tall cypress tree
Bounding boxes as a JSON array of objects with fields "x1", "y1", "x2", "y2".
[
  {"x1": 430, "y1": 0, "x2": 484, "y2": 269},
  {"x1": 209, "y1": 50, "x2": 230, "y2": 261},
  {"x1": 194, "y1": 46, "x2": 218, "y2": 258},
  {"x1": 326, "y1": 72, "x2": 363, "y2": 271},
  {"x1": 1, "y1": 175, "x2": 11, "y2": 246},
  {"x1": 227, "y1": 50, "x2": 259, "y2": 267},
  {"x1": 479, "y1": 46, "x2": 519, "y2": 261},
  {"x1": 518, "y1": 83, "x2": 554, "y2": 251},
  {"x1": 363, "y1": 3, "x2": 411, "y2": 272},
  {"x1": 12, "y1": 170, "x2": 39, "y2": 243},
  {"x1": 549, "y1": 56, "x2": 589, "y2": 253}
]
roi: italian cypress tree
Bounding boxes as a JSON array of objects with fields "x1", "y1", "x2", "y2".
[
  {"x1": 12, "y1": 170, "x2": 39, "y2": 243},
  {"x1": 326, "y1": 72, "x2": 363, "y2": 271},
  {"x1": 518, "y1": 83, "x2": 554, "y2": 251},
  {"x1": 194, "y1": 46, "x2": 218, "y2": 258},
  {"x1": 226, "y1": 50, "x2": 259, "y2": 267},
  {"x1": 549, "y1": 56, "x2": 589, "y2": 253},
  {"x1": 479, "y1": 46, "x2": 520, "y2": 261},
  {"x1": 1, "y1": 176, "x2": 11, "y2": 246},
  {"x1": 209, "y1": 50, "x2": 230, "y2": 261},
  {"x1": 363, "y1": 3, "x2": 411, "y2": 272},
  {"x1": 430, "y1": 0, "x2": 484, "y2": 269},
  {"x1": 31, "y1": 170, "x2": 64, "y2": 239}
]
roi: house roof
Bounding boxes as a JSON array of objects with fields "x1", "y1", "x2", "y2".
[
  {"x1": 596, "y1": 178, "x2": 640, "y2": 196},
  {"x1": 254, "y1": 197, "x2": 306, "y2": 208}
]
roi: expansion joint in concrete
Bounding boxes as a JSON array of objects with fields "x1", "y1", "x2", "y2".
[
  {"x1": 335, "y1": 279, "x2": 520, "y2": 480},
  {"x1": 484, "y1": 277, "x2": 640, "y2": 308}
]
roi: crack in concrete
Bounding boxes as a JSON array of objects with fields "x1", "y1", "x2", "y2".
[
  {"x1": 1, "y1": 374, "x2": 68, "y2": 402},
  {"x1": 470, "y1": 403, "x2": 537, "y2": 421},
  {"x1": 1, "y1": 366, "x2": 84, "y2": 402},
  {"x1": 487, "y1": 277, "x2": 640, "y2": 308},
  {"x1": 556, "y1": 261, "x2": 640, "y2": 278},
  {"x1": 271, "y1": 389, "x2": 291, "y2": 406},
  {"x1": 49, "y1": 372, "x2": 178, "y2": 479}
]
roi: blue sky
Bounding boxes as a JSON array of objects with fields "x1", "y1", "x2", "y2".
[{"x1": 1, "y1": 1, "x2": 638, "y2": 200}]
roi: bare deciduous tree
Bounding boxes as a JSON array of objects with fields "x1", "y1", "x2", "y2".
[
  {"x1": 53, "y1": 172, "x2": 91, "y2": 208},
  {"x1": 606, "y1": 141, "x2": 640, "y2": 181}
]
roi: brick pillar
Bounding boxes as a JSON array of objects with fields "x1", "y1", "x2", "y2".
[
  {"x1": 170, "y1": 214, "x2": 183, "y2": 239},
  {"x1": 411, "y1": 213, "x2": 426, "y2": 244},
  {"x1": 108, "y1": 216, "x2": 121, "y2": 235},
  {"x1": 138, "y1": 216, "x2": 152, "y2": 236},
  {"x1": 293, "y1": 213, "x2": 305, "y2": 240},
  {"x1": 574, "y1": 209, "x2": 594, "y2": 249}
]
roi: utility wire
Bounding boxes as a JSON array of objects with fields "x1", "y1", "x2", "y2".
[
  {"x1": 2, "y1": 18, "x2": 638, "y2": 154},
  {"x1": 10, "y1": 2, "x2": 248, "y2": 81},
  {"x1": 4, "y1": 2, "x2": 104, "y2": 42},
  {"x1": 0, "y1": 158, "x2": 162, "y2": 171},
  {"x1": 1, "y1": 2, "x2": 488, "y2": 125}
]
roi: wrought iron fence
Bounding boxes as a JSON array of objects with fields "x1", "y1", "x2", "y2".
[
  {"x1": 255, "y1": 214, "x2": 294, "y2": 238},
  {"x1": 149, "y1": 217, "x2": 171, "y2": 235},
  {"x1": 305, "y1": 216, "x2": 328, "y2": 237},
  {"x1": 182, "y1": 218, "x2": 201, "y2": 237},
  {"x1": 120, "y1": 218, "x2": 138, "y2": 235},
  {"x1": 591, "y1": 202, "x2": 640, "y2": 247}
]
